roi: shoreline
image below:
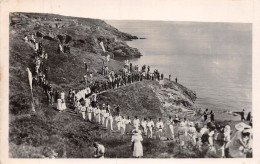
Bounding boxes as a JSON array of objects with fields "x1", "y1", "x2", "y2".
[{"x1": 8, "y1": 12, "x2": 252, "y2": 158}]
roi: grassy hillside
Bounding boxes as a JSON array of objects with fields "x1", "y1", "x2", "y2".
[{"x1": 9, "y1": 12, "x2": 222, "y2": 158}]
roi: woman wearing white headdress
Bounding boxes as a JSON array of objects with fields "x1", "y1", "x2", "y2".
[
  {"x1": 147, "y1": 118, "x2": 155, "y2": 138},
  {"x1": 100, "y1": 104, "x2": 106, "y2": 125},
  {"x1": 57, "y1": 99, "x2": 62, "y2": 111},
  {"x1": 131, "y1": 129, "x2": 143, "y2": 158},
  {"x1": 133, "y1": 116, "x2": 140, "y2": 130},
  {"x1": 229, "y1": 128, "x2": 252, "y2": 158},
  {"x1": 79, "y1": 102, "x2": 86, "y2": 120},
  {"x1": 178, "y1": 121, "x2": 188, "y2": 149},
  {"x1": 220, "y1": 125, "x2": 231, "y2": 158},
  {"x1": 60, "y1": 91, "x2": 66, "y2": 110},
  {"x1": 106, "y1": 54, "x2": 110, "y2": 62},
  {"x1": 187, "y1": 122, "x2": 196, "y2": 146},
  {"x1": 156, "y1": 118, "x2": 164, "y2": 139},
  {"x1": 87, "y1": 105, "x2": 93, "y2": 122},
  {"x1": 95, "y1": 106, "x2": 101, "y2": 124},
  {"x1": 120, "y1": 116, "x2": 126, "y2": 135},
  {"x1": 228, "y1": 123, "x2": 252, "y2": 158},
  {"x1": 125, "y1": 116, "x2": 132, "y2": 134},
  {"x1": 107, "y1": 113, "x2": 113, "y2": 132},
  {"x1": 115, "y1": 114, "x2": 122, "y2": 131},
  {"x1": 104, "y1": 111, "x2": 109, "y2": 128},
  {"x1": 166, "y1": 116, "x2": 175, "y2": 140},
  {"x1": 141, "y1": 118, "x2": 148, "y2": 136}
]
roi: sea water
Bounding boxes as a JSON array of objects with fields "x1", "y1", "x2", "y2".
[{"x1": 106, "y1": 20, "x2": 252, "y2": 121}]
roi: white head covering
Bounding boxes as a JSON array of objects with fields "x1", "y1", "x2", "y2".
[
  {"x1": 235, "y1": 122, "x2": 250, "y2": 131},
  {"x1": 180, "y1": 121, "x2": 185, "y2": 127}
]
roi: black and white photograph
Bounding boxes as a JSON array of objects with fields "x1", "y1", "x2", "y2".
[{"x1": 1, "y1": 0, "x2": 260, "y2": 162}]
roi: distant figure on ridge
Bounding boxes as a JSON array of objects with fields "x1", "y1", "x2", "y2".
[
  {"x1": 175, "y1": 77, "x2": 178, "y2": 83},
  {"x1": 84, "y1": 62, "x2": 88, "y2": 72},
  {"x1": 233, "y1": 109, "x2": 246, "y2": 121},
  {"x1": 169, "y1": 74, "x2": 171, "y2": 81},
  {"x1": 203, "y1": 108, "x2": 209, "y2": 121}
]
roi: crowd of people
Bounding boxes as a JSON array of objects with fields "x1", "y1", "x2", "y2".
[{"x1": 23, "y1": 32, "x2": 253, "y2": 159}]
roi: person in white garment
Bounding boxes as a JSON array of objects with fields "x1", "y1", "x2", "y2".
[
  {"x1": 60, "y1": 91, "x2": 65, "y2": 100},
  {"x1": 178, "y1": 121, "x2": 188, "y2": 149},
  {"x1": 100, "y1": 104, "x2": 106, "y2": 125},
  {"x1": 74, "y1": 98, "x2": 80, "y2": 114},
  {"x1": 95, "y1": 106, "x2": 101, "y2": 124},
  {"x1": 24, "y1": 35, "x2": 28, "y2": 42},
  {"x1": 92, "y1": 107, "x2": 97, "y2": 123},
  {"x1": 104, "y1": 111, "x2": 109, "y2": 128},
  {"x1": 115, "y1": 114, "x2": 122, "y2": 132},
  {"x1": 86, "y1": 86, "x2": 91, "y2": 95},
  {"x1": 228, "y1": 123, "x2": 252, "y2": 158},
  {"x1": 79, "y1": 102, "x2": 86, "y2": 120},
  {"x1": 120, "y1": 116, "x2": 126, "y2": 135},
  {"x1": 147, "y1": 118, "x2": 155, "y2": 139},
  {"x1": 133, "y1": 116, "x2": 140, "y2": 130},
  {"x1": 221, "y1": 125, "x2": 231, "y2": 158},
  {"x1": 106, "y1": 54, "x2": 110, "y2": 62},
  {"x1": 131, "y1": 129, "x2": 143, "y2": 158},
  {"x1": 156, "y1": 118, "x2": 164, "y2": 140},
  {"x1": 187, "y1": 122, "x2": 197, "y2": 146},
  {"x1": 60, "y1": 91, "x2": 66, "y2": 110},
  {"x1": 87, "y1": 105, "x2": 93, "y2": 122},
  {"x1": 107, "y1": 113, "x2": 113, "y2": 132},
  {"x1": 57, "y1": 99, "x2": 62, "y2": 112},
  {"x1": 93, "y1": 142, "x2": 105, "y2": 158},
  {"x1": 125, "y1": 116, "x2": 132, "y2": 134},
  {"x1": 141, "y1": 118, "x2": 148, "y2": 136},
  {"x1": 166, "y1": 116, "x2": 175, "y2": 140}
]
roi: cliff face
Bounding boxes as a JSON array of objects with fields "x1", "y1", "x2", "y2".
[
  {"x1": 10, "y1": 12, "x2": 141, "y2": 58},
  {"x1": 9, "y1": 12, "x2": 198, "y2": 158}
]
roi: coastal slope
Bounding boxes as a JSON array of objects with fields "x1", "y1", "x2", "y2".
[{"x1": 9, "y1": 12, "x2": 198, "y2": 158}]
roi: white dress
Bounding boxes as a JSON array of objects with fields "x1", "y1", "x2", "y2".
[
  {"x1": 57, "y1": 99, "x2": 62, "y2": 110},
  {"x1": 156, "y1": 121, "x2": 164, "y2": 139},
  {"x1": 115, "y1": 116, "x2": 122, "y2": 131},
  {"x1": 133, "y1": 119, "x2": 140, "y2": 130},
  {"x1": 87, "y1": 106, "x2": 92, "y2": 121},
  {"x1": 79, "y1": 105, "x2": 86, "y2": 119},
  {"x1": 120, "y1": 118, "x2": 126, "y2": 134},
  {"x1": 166, "y1": 120, "x2": 174, "y2": 139},
  {"x1": 147, "y1": 121, "x2": 154, "y2": 138},
  {"x1": 131, "y1": 134, "x2": 143, "y2": 157},
  {"x1": 125, "y1": 119, "x2": 132, "y2": 133},
  {"x1": 60, "y1": 92, "x2": 65, "y2": 100},
  {"x1": 107, "y1": 115, "x2": 113, "y2": 131},
  {"x1": 95, "y1": 108, "x2": 101, "y2": 123},
  {"x1": 141, "y1": 121, "x2": 147, "y2": 135}
]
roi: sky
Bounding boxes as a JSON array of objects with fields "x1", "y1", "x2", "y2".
[{"x1": 1, "y1": 0, "x2": 255, "y2": 23}]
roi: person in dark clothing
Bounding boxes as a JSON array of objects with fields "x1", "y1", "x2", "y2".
[
  {"x1": 54, "y1": 90, "x2": 59, "y2": 102},
  {"x1": 84, "y1": 62, "x2": 88, "y2": 72},
  {"x1": 246, "y1": 112, "x2": 252, "y2": 121},
  {"x1": 203, "y1": 108, "x2": 209, "y2": 121},
  {"x1": 175, "y1": 77, "x2": 178, "y2": 83},
  {"x1": 210, "y1": 110, "x2": 215, "y2": 122},
  {"x1": 169, "y1": 74, "x2": 171, "y2": 81},
  {"x1": 115, "y1": 105, "x2": 120, "y2": 115},
  {"x1": 130, "y1": 63, "x2": 133, "y2": 72},
  {"x1": 241, "y1": 109, "x2": 245, "y2": 121},
  {"x1": 234, "y1": 109, "x2": 246, "y2": 121},
  {"x1": 161, "y1": 73, "x2": 164, "y2": 80}
]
